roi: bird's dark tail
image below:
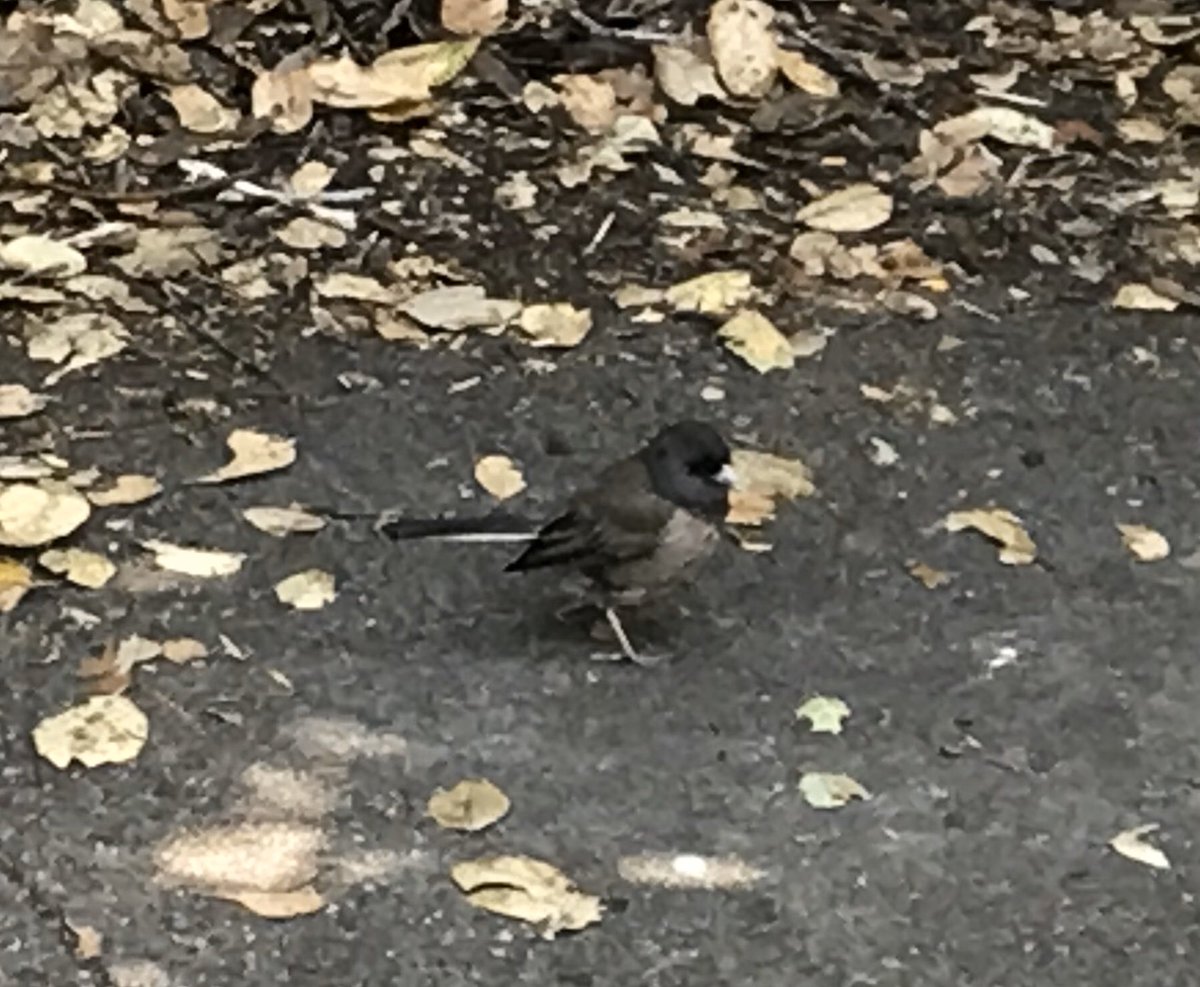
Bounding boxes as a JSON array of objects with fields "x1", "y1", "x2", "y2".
[{"x1": 377, "y1": 511, "x2": 539, "y2": 543}]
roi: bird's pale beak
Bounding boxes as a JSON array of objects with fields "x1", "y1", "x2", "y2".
[{"x1": 715, "y1": 463, "x2": 737, "y2": 487}]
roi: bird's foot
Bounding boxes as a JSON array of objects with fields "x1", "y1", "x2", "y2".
[{"x1": 589, "y1": 649, "x2": 668, "y2": 668}]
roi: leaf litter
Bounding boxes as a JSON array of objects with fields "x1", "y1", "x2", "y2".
[
  {"x1": 450, "y1": 855, "x2": 602, "y2": 939},
  {"x1": 427, "y1": 778, "x2": 511, "y2": 832}
]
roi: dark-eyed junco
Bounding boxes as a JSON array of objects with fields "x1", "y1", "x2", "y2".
[{"x1": 380, "y1": 421, "x2": 736, "y2": 665}]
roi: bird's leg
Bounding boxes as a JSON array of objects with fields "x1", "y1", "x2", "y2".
[{"x1": 590, "y1": 607, "x2": 665, "y2": 668}]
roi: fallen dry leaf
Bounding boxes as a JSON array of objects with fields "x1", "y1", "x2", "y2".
[
  {"x1": 617, "y1": 852, "x2": 764, "y2": 889},
  {"x1": 196, "y1": 429, "x2": 296, "y2": 484},
  {"x1": 243, "y1": 505, "x2": 326, "y2": 537},
  {"x1": 314, "y1": 272, "x2": 396, "y2": 304},
  {"x1": 795, "y1": 696, "x2": 851, "y2": 735},
  {"x1": 665, "y1": 270, "x2": 754, "y2": 315},
  {"x1": 252, "y1": 56, "x2": 315, "y2": 134},
  {"x1": 221, "y1": 886, "x2": 325, "y2": 919},
  {"x1": 908, "y1": 560, "x2": 952, "y2": 589},
  {"x1": 38, "y1": 547, "x2": 116, "y2": 589},
  {"x1": 162, "y1": 638, "x2": 208, "y2": 664},
  {"x1": 141, "y1": 540, "x2": 245, "y2": 578},
  {"x1": 275, "y1": 569, "x2": 336, "y2": 610},
  {"x1": 707, "y1": 0, "x2": 778, "y2": 98},
  {"x1": 555, "y1": 74, "x2": 618, "y2": 134},
  {"x1": 450, "y1": 855, "x2": 602, "y2": 939},
  {"x1": 0, "y1": 481, "x2": 91, "y2": 548},
  {"x1": 717, "y1": 309, "x2": 794, "y2": 373},
  {"x1": 427, "y1": 778, "x2": 511, "y2": 832},
  {"x1": 0, "y1": 234, "x2": 87, "y2": 277},
  {"x1": 441, "y1": 0, "x2": 506, "y2": 36},
  {"x1": 945, "y1": 508, "x2": 1037, "y2": 565},
  {"x1": 0, "y1": 557, "x2": 33, "y2": 613},
  {"x1": 32, "y1": 695, "x2": 149, "y2": 770},
  {"x1": 276, "y1": 216, "x2": 347, "y2": 250},
  {"x1": 1117, "y1": 523, "x2": 1170, "y2": 562},
  {"x1": 308, "y1": 39, "x2": 479, "y2": 109},
  {"x1": 652, "y1": 44, "x2": 726, "y2": 106},
  {"x1": 0, "y1": 384, "x2": 49, "y2": 419},
  {"x1": 402, "y1": 285, "x2": 522, "y2": 331},
  {"x1": 288, "y1": 161, "x2": 335, "y2": 198},
  {"x1": 167, "y1": 83, "x2": 239, "y2": 133},
  {"x1": 796, "y1": 184, "x2": 894, "y2": 233},
  {"x1": 69, "y1": 923, "x2": 103, "y2": 960},
  {"x1": 777, "y1": 49, "x2": 839, "y2": 97},
  {"x1": 728, "y1": 449, "x2": 815, "y2": 523},
  {"x1": 798, "y1": 771, "x2": 870, "y2": 809},
  {"x1": 474, "y1": 456, "x2": 526, "y2": 501},
  {"x1": 25, "y1": 313, "x2": 128, "y2": 385},
  {"x1": 1113, "y1": 282, "x2": 1179, "y2": 311},
  {"x1": 516, "y1": 303, "x2": 592, "y2": 348},
  {"x1": 87, "y1": 474, "x2": 161, "y2": 507},
  {"x1": 1109, "y1": 823, "x2": 1170, "y2": 870}
]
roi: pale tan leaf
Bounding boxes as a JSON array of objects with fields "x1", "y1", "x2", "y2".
[
  {"x1": 0, "y1": 481, "x2": 91, "y2": 548},
  {"x1": 402, "y1": 285, "x2": 522, "y2": 330},
  {"x1": 441, "y1": 0, "x2": 506, "y2": 36},
  {"x1": 167, "y1": 84, "x2": 239, "y2": 133},
  {"x1": 450, "y1": 856, "x2": 602, "y2": 939},
  {"x1": 717, "y1": 309, "x2": 794, "y2": 373},
  {"x1": 665, "y1": 270, "x2": 754, "y2": 315},
  {"x1": 707, "y1": 0, "x2": 778, "y2": 98},
  {"x1": 242, "y1": 505, "x2": 326, "y2": 537},
  {"x1": 196, "y1": 429, "x2": 296, "y2": 484},
  {"x1": 795, "y1": 696, "x2": 851, "y2": 735},
  {"x1": 162, "y1": 637, "x2": 208, "y2": 664},
  {"x1": 776, "y1": 49, "x2": 839, "y2": 97},
  {"x1": 908, "y1": 560, "x2": 952, "y2": 589},
  {"x1": 1116, "y1": 117, "x2": 1168, "y2": 144},
  {"x1": 945, "y1": 508, "x2": 1037, "y2": 565},
  {"x1": 516, "y1": 303, "x2": 592, "y2": 348},
  {"x1": 275, "y1": 217, "x2": 347, "y2": 250},
  {"x1": 427, "y1": 778, "x2": 511, "y2": 831},
  {"x1": 32, "y1": 695, "x2": 149, "y2": 769},
  {"x1": 69, "y1": 923, "x2": 103, "y2": 960},
  {"x1": 287, "y1": 161, "x2": 335, "y2": 198},
  {"x1": 0, "y1": 234, "x2": 87, "y2": 277},
  {"x1": 1117, "y1": 523, "x2": 1170, "y2": 562},
  {"x1": 87, "y1": 474, "x2": 161, "y2": 507},
  {"x1": 0, "y1": 384, "x2": 49, "y2": 420},
  {"x1": 307, "y1": 39, "x2": 480, "y2": 109},
  {"x1": 1109, "y1": 824, "x2": 1170, "y2": 870},
  {"x1": 313, "y1": 272, "x2": 396, "y2": 303},
  {"x1": 799, "y1": 771, "x2": 870, "y2": 809},
  {"x1": 554, "y1": 74, "x2": 618, "y2": 133},
  {"x1": 38, "y1": 547, "x2": 116, "y2": 588},
  {"x1": 652, "y1": 44, "x2": 726, "y2": 106},
  {"x1": 274, "y1": 569, "x2": 336, "y2": 610},
  {"x1": 0, "y1": 557, "x2": 33, "y2": 613},
  {"x1": 1113, "y1": 282, "x2": 1179, "y2": 311},
  {"x1": 474, "y1": 456, "x2": 526, "y2": 500},
  {"x1": 251, "y1": 60, "x2": 315, "y2": 134},
  {"x1": 796, "y1": 184, "x2": 893, "y2": 233},
  {"x1": 141, "y1": 540, "x2": 245, "y2": 578},
  {"x1": 221, "y1": 885, "x2": 325, "y2": 918}
]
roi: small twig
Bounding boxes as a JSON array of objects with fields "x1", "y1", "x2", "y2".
[
  {"x1": 6, "y1": 165, "x2": 262, "y2": 204},
  {"x1": 567, "y1": 4, "x2": 680, "y2": 44}
]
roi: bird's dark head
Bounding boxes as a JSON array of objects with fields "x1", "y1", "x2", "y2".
[{"x1": 639, "y1": 420, "x2": 735, "y2": 519}]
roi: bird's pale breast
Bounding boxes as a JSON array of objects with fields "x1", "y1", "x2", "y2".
[{"x1": 604, "y1": 508, "x2": 719, "y2": 604}]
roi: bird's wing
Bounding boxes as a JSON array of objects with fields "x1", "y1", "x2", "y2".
[{"x1": 504, "y1": 458, "x2": 674, "y2": 572}]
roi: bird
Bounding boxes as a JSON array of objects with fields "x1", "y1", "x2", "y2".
[{"x1": 379, "y1": 420, "x2": 737, "y2": 665}]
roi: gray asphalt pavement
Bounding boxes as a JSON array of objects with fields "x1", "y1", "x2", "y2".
[{"x1": 2, "y1": 295, "x2": 1198, "y2": 986}]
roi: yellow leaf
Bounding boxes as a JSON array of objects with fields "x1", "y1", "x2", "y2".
[
  {"x1": 798, "y1": 771, "x2": 870, "y2": 809},
  {"x1": 795, "y1": 696, "x2": 851, "y2": 735},
  {"x1": 1117, "y1": 523, "x2": 1170, "y2": 562},
  {"x1": 141, "y1": 540, "x2": 245, "y2": 578},
  {"x1": 87, "y1": 473, "x2": 161, "y2": 506},
  {"x1": 32, "y1": 695, "x2": 149, "y2": 769},
  {"x1": 274, "y1": 569, "x2": 336, "y2": 610},
  {"x1": 665, "y1": 270, "x2": 753, "y2": 315},
  {"x1": 796, "y1": 183, "x2": 893, "y2": 233},
  {"x1": 1109, "y1": 823, "x2": 1170, "y2": 870},
  {"x1": 707, "y1": 0, "x2": 778, "y2": 98},
  {"x1": 0, "y1": 557, "x2": 33, "y2": 613},
  {"x1": 38, "y1": 547, "x2": 116, "y2": 588},
  {"x1": 516, "y1": 303, "x2": 592, "y2": 348},
  {"x1": 195, "y1": 429, "x2": 296, "y2": 484},
  {"x1": 427, "y1": 778, "x2": 511, "y2": 831},
  {"x1": 717, "y1": 309, "x2": 795, "y2": 373},
  {"x1": 944, "y1": 507, "x2": 1037, "y2": 565},
  {"x1": 0, "y1": 481, "x2": 91, "y2": 548},
  {"x1": 450, "y1": 856, "x2": 602, "y2": 939},
  {"x1": 1113, "y1": 282, "x2": 1179, "y2": 311},
  {"x1": 474, "y1": 456, "x2": 526, "y2": 501}
]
